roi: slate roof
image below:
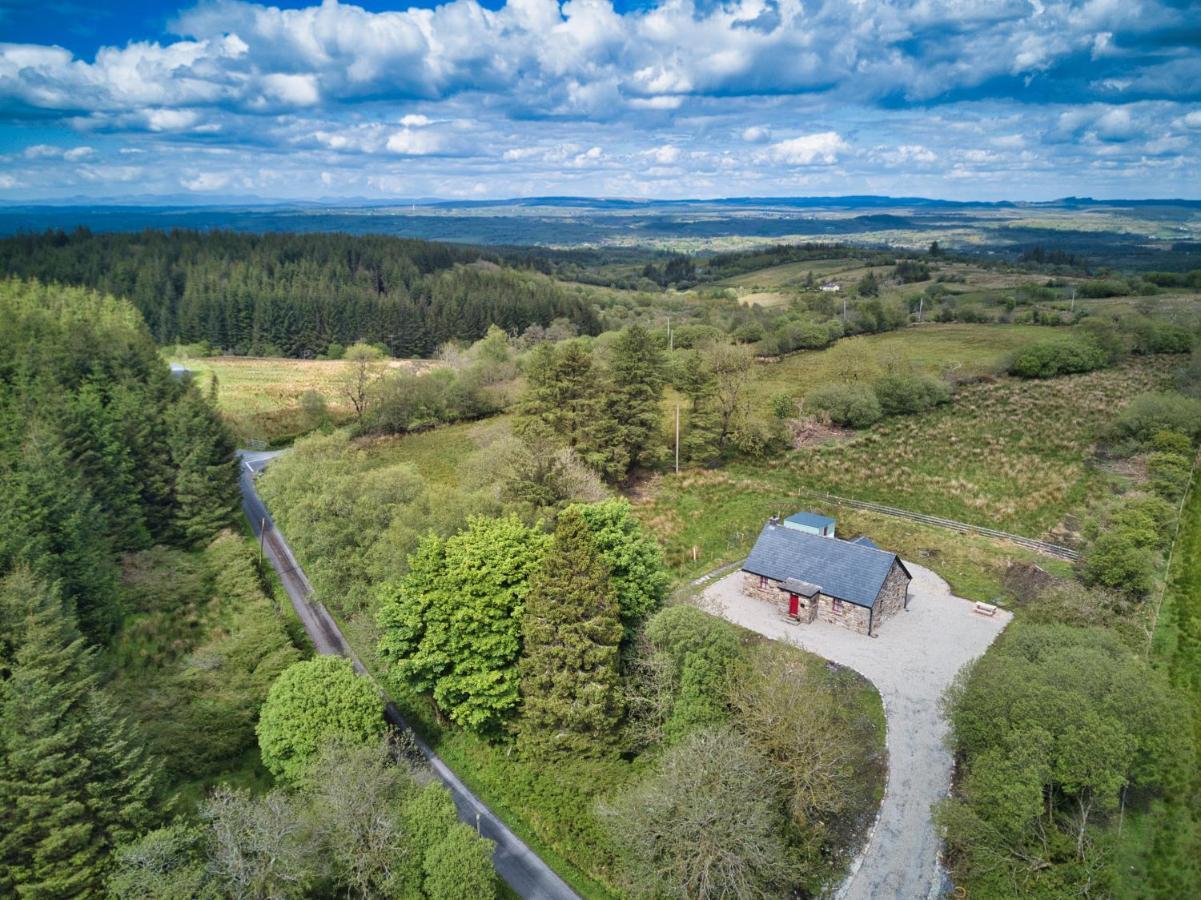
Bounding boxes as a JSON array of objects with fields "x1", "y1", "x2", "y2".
[
  {"x1": 851, "y1": 535, "x2": 880, "y2": 550},
  {"x1": 743, "y1": 523, "x2": 907, "y2": 608},
  {"x1": 779, "y1": 578, "x2": 822, "y2": 597},
  {"x1": 783, "y1": 511, "x2": 836, "y2": 531}
]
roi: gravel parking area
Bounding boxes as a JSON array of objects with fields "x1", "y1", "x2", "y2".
[{"x1": 699, "y1": 561, "x2": 1012, "y2": 900}]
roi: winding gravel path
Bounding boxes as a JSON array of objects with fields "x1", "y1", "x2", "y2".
[{"x1": 700, "y1": 562, "x2": 1011, "y2": 900}]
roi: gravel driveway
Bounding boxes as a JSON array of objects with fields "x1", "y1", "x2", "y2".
[{"x1": 700, "y1": 562, "x2": 1012, "y2": 900}]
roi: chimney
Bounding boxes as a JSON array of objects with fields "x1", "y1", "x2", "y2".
[{"x1": 768, "y1": 514, "x2": 780, "y2": 526}]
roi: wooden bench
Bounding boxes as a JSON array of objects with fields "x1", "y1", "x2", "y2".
[{"x1": 974, "y1": 602, "x2": 998, "y2": 617}]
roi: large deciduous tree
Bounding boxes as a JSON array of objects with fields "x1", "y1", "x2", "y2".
[
  {"x1": 939, "y1": 623, "x2": 1185, "y2": 897},
  {"x1": 519, "y1": 507, "x2": 623, "y2": 758},
  {"x1": 570, "y1": 498, "x2": 669, "y2": 645},
  {"x1": 339, "y1": 342, "x2": 387, "y2": 424},
  {"x1": 255, "y1": 657, "x2": 384, "y2": 783},
  {"x1": 601, "y1": 727, "x2": 797, "y2": 899},
  {"x1": 705, "y1": 342, "x2": 754, "y2": 454},
  {"x1": 376, "y1": 515, "x2": 549, "y2": 734}
]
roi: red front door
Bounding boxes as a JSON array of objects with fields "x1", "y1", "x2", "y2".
[{"x1": 788, "y1": 593, "x2": 799, "y2": 617}]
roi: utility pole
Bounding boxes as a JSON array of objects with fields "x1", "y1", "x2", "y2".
[
  {"x1": 917, "y1": 294, "x2": 924, "y2": 323},
  {"x1": 842, "y1": 296, "x2": 847, "y2": 323},
  {"x1": 1069, "y1": 286, "x2": 1076, "y2": 314},
  {"x1": 674, "y1": 402, "x2": 680, "y2": 475},
  {"x1": 667, "y1": 316, "x2": 673, "y2": 351}
]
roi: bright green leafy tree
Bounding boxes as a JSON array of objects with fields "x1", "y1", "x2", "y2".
[
  {"x1": 570, "y1": 498, "x2": 669, "y2": 645},
  {"x1": 376, "y1": 515, "x2": 550, "y2": 733},
  {"x1": 256, "y1": 657, "x2": 384, "y2": 783}
]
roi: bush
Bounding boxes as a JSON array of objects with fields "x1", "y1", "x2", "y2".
[
  {"x1": 805, "y1": 383, "x2": 882, "y2": 428},
  {"x1": 423, "y1": 824, "x2": 498, "y2": 900},
  {"x1": 1107, "y1": 494, "x2": 1178, "y2": 549},
  {"x1": 1152, "y1": 430, "x2": 1195, "y2": 456},
  {"x1": 1110, "y1": 393, "x2": 1201, "y2": 445},
  {"x1": 871, "y1": 373, "x2": 951, "y2": 416},
  {"x1": 1078, "y1": 530, "x2": 1157, "y2": 596},
  {"x1": 256, "y1": 657, "x2": 384, "y2": 782},
  {"x1": 1148, "y1": 451, "x2": 1193, "y2": 500},
  {"x1": 1008, "y1": 336, "x2": 1108, "y2": 378}
]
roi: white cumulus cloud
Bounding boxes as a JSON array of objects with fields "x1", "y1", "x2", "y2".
[{"x1": 766, "y1": 132, "x2": 849, "y2": 165}]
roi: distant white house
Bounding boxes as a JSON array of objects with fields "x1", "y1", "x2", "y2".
[{"x1": 819, "y1": 281, "x2": 841, "y2": 292}]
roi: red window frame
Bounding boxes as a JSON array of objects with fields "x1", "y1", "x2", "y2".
[
  {"x1": 759, "y1": 575, "x2": 769, "y2": 589},
  {"x1": 832, "y1": 598, "x2": 844, "y2": 612}
]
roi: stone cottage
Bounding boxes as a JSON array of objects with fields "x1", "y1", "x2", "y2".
[{"x1": 741, "y1": 517, "x2": 912, "y2": 636}]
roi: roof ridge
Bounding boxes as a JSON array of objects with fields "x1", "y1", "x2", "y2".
[{"x1": 768, "y1": 523, "x2": 897, "y2": 559}]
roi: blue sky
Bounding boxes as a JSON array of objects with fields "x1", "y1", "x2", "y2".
[{"x1": 1, "y1": 0, "x2": 1200, "y2": 202}]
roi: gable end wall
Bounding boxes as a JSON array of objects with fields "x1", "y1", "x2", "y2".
[{"x1": 873, "y1": 560, "x2": 910, "y2": 628}]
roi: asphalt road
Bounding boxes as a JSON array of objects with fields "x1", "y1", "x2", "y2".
[{"x1": 238, "y1": 451, "x2": 580, "y2": 900}]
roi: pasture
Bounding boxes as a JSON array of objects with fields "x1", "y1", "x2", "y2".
[
  {"x1": 640, "y1": 355, "x2": 1177, "y2": 600},
  {"x1": 747, "y1": 322, "x2": 1055, "y2": 413},
  {"x1": 168, "y1": 354, "x2": 438, "y2": 444}
]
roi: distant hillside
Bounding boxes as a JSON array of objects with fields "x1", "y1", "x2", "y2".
[{"x1": 0, "y1": 229, "x2": 599, "y2": 357}]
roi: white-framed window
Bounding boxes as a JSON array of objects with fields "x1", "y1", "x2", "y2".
[{"x1": 759, "y1": 575, "x2": 769, "y2": 589}]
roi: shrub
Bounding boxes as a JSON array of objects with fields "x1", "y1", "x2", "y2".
[
  {"x1": 1127, "y1": 319, "x2": 1194, "y2": 356},
  {"x1": 1008, "y1": 336, "x2": 1108, "y2": 378},
  {"x1": 256, "y1": 657, "x2": 384, "y2": 782},
  {"x1": 1110, "y1": 392, "x2": 1201, "y2": 445},
  {"x1": 1078, "y1": 530, "x2": 1157, "y2": 597},
  {"x1": 1152, "y1": 430, "x2": 1195, "y2": 456},
  {"x1": 872, "y1": 373, "x2": 951, "y2": 416},
  {"x1": 423, "y1": 824, "x2": 498, "y2": 900},
  {"x1": 1148, "y1": 451, "x2": 1193, "y2": 500},
  {"x1": 806, "y1": 383, "x2": 882, "y2": 428},
  {"x1": 1107, "y1": 494, "x2": 1178, "y2": 549}
]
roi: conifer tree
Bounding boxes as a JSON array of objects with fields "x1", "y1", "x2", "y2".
[
  {"x1": 672, "y1": 350, "x2": 722, "y2": 463},
  {"x1": 165, "y1": 390, "x2": 240, "y2": 547},
  {"x1": 0, "y1": 570, "x2": 158, "y2": 896},
  {"x1": 0, "y1": 418, "x2": 120, "y2": 638},
  {"x1": 607, "y1": 324, "x2": 666, "y2": 475},
  {"x1": 522, "y1": 341, "x2": 605, "y2": 450},
  {"x1": 518, "y1": 508, "x2": 623, "y2": 758}
]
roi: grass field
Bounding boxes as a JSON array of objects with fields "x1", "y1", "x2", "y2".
[
  {"x1": 635, "y1": 470, "x2": 1073, "y2": 602},
  {"x1": 168, "y1": 355, "x2": 438, "y2": 444},
  {"x1": 748, "y1": 322, "x2": 1056, "y2": 413},
  {"x1": 642, "y1": 355, "x2": 1176, "y2": 600}
]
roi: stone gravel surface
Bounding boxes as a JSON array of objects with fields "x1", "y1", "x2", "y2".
[{"x1": 700, "y1": 561, "x2": 1012, "y2": 900}]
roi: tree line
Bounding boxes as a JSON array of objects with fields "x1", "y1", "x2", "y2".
[
  {"x1": 0, "y1": 278, "x2": 242, "y2": 894},
  {"x1": 0, "y1": 229, "x2": 600, "y2": 358},
  {"x1": 939, "y1": 347, "x2": 1201, "y2": 897}
]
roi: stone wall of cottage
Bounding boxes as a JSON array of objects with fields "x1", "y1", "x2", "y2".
[
  {"x1": 740, "y1": 573, "x2": 819, "y2": 623},
  {"x1": 815, "y1": 595, "x2": 871, "y2": 634},
  {"x1": 874, "y1": 561, "x2": 910, "y2": 626},
  {"x1": 741, "y1": 572, "x2": 870, "y2": 634},
  {"x1": 742, "y1": 572, "x2": 780, "y2": 605}
]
